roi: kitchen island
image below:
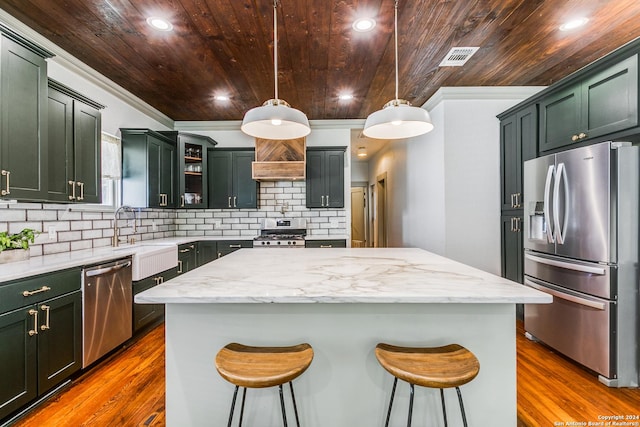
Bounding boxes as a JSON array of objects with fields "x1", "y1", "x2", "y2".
[{"x1": 136, "y1": 248, "x2": 551, "y2": 427}]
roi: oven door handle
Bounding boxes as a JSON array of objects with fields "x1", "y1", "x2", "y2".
[
  {"x1": 524, "y1": 278, "x2": 606, "y2": 310},
  {"x1": 524, "y1": 253, "x2": 606, "y2": 275}
]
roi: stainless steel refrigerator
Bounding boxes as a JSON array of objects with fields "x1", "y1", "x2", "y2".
[{"x1": 523, "y1": 141, "x2": 639, "y2": 387}]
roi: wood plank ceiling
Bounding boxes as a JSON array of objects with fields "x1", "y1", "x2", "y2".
[{"x1": 1, "y1": 0, "x2": 640, "y2": 122}]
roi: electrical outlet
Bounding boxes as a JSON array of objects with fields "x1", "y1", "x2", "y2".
[{"x1": 48, "y1": 226, "x2": 56, "y2": 240}]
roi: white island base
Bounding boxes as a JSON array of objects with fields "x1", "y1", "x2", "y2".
[{"x1": 166, "y1": 302, "x2": 516, "y2": 426}]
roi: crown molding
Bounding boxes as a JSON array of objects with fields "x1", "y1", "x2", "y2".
[
  {"x1": 0, "y1": 8, "x2": 174, "y2": 129},
  {"x1": 422, "y1": 86, "x2": 547, "y2": 111}
]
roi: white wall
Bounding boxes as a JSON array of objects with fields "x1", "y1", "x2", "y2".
[{"x1": 368, "y1": 87, "x2": 544, "y2": 273}]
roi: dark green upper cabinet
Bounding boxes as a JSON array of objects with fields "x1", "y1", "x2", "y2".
[
  {"x1": 160, "y1": 132, "x2": 217, "y2": 209},
  {"x1": 121, "y1": 128, "x2": 176, "y2": 208},
  {"x1": 540, "y1": 54, "x2": 638, "y2": 152},
  {"x1": 306, "y1": 148, "x2": 345, "y2": 208},
  {"x1": 500, "y1": 105, "x2": 537, "y2": 211},
  {"x1": 208, "y1": 149, "x2": 258, "y2": 209},
  {"x1": 0, "y1": 31, "x2": 53, "y2": 201},
  {"x1": 47, "y1": 80, "x2": 104, "y2": 203}
]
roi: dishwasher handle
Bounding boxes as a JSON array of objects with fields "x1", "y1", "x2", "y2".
[{"x1": 85, "y1": 260, "x2": 132, "y2": 278}]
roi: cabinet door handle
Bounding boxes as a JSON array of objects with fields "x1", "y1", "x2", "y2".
[
  {"x1": 233, "y1": 196, "x2": 237, "y2": 208},
  {"x1": 68, "y1": 180, "x2": 76, "y2": 200},
  {"x1": 179, "y1": 248, "x2": 190, "y2": 253},
  {"x1": 217, "y1": 252, "x2": 222, "y2": 259},
  {"x1": 326, "y1": 195, "x2": 329, "y2": 206},
  {"x1": 578, "y1": 132, "x2": 587, "y2": 140},
  {"x1": 321, "y1": 195, "x2": 325, "y2": 207},
  {"x1": 77, "y1": 182, "x2": 85, "y2": 201},
  {"x1": 228, "y1": 196, "x2": 232, "y2": 208},
  {"x1": 229, "y1": 244, "x2": 242, "y2": 248},
  {"x1": 181, "y1": 195, "x2": 185, "y2": 207},
  {"x1": 177, "y1": 260, "x2": 183, "y2": 273},
  {"x1": 28, "y1": 309, "x2": 38, "y2": 336},
  {"x1": 571, "y1": 134, "x2": 579, "y2": 142},
  {"x1": 510, "y1": 217, "x2": 516, "y2": 232},
  {"x1": 1, "y1": 170, "x2": 10, "y2": 195},
  {"x1": 516, "y1": 193, "x2": 521, "y2": 208},
  {"x1": 23, "y1": 286, "x2": 51, "y2": 297},
  {"x1": 320, "y1": 245, "x2": 333, "y2": 248},
  {"x1": 40, "y1": 304, "x2": 51, "y2": 330}
]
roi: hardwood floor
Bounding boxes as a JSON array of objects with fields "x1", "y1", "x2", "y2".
[
  {"x1": 13, "y1": 324, "x2": 165, "y2": 427},
  {"x1": 11, "y1": 321, "x2": 640, "y2": 426}
]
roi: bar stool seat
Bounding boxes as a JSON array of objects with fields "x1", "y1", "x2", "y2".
[
  {"x1": 375, "y1": 343, "x2": 480, "y2": 427},
  {"x1": 215, "y1": 343, "x2": 313, "y2": 427}
]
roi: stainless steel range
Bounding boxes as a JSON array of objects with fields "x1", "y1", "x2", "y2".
[{"x1": 253, "y1": 218, "x2": 307, "y2": 248}]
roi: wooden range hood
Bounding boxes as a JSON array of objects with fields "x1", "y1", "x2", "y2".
[{"x1": 252, "y1": 137, "x2": 306, "y2": 181}]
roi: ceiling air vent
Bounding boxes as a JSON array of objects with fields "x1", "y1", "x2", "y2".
[{"x1": 439, "y1": 47, "x2": 480, "y2": 67}]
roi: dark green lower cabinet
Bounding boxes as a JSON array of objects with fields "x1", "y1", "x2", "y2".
[
  {"x1": 0, "y1": 290, "x2": 82, "y2": 421},
  {"x1": 132, "y1": 269, "x2": 176, "y2": 334},
  {"x1": 197, "y1": 241, "x2": 218, "y2": 267},
  {"x1": 501, "y1": 215, "x2": 523, "y2": 284},
  {"x1": 305, "y1": 239, "x2": 347, "y2": 248},
  {"x1": 178, "y1": 243, "x2": 198, "y2": 274}
]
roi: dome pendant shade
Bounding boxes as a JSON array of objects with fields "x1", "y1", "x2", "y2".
[
  {"x1": 363, "y1": 99, "x2": 434, "y2": 140},
  {"x1": 241, "y1": 99, "x2": 311, "y2": 140}
]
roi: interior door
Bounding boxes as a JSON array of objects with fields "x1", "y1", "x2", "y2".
[
  {"x1": 350, "y1": 187, "x2": 366, "y2": 247},
  {"x1": 554, "y1": 142, "x2": 611, "y2": 263}
]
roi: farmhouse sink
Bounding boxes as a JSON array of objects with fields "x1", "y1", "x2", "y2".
[{"x1": 113, "y1": 244, "x2": 178, "y2": 281}]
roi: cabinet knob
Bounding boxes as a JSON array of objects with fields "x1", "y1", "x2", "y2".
[
  {"x1": 578, "y1": 132, "x2": 587, "y2": 139},
  {"x1": 571, "y1": 134, "x2": 580, "y2": 142}
]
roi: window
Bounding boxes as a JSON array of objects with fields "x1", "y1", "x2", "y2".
[{"x1": 98, "y1": 132, "x2": 121, "y2": 210}]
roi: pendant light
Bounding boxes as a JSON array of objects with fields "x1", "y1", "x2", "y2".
[
  {"x1": 241, "y1": 0, "x2": 311, "y2": 140},
  {"x1": 363, "y1": 0, "x2": 434, "y2": 140}
]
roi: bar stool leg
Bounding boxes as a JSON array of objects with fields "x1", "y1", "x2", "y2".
[
  {"x1": 279, "y1": 384, "x2": 289, "y2": 427},
  {"x1": 455, "y1": 387, "x2": 468, "y2": 427},
  {"x1": 384, "y1": 377, "x2": 398, "y2": 427},
  {"x1": 227, "y1": 386, "x2": 239, "y2": 427},
  {"x1": 288, "y1": 382, "x2": 302, "y2": 427},
  {"x1": 440, "y1": 389, "x2": 448, "y2": 427},
  {"x1": 238, "y1": 387, "x2": 247, "y2": 427},
  {"x1": 407, "y1": 383, "x2": 415, "y2": 427}
]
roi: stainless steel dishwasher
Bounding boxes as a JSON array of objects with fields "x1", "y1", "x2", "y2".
[{"x1": 82, "y1": 257, "x2": 133, "y2": 368}]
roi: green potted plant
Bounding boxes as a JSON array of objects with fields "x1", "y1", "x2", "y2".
[{"x1": 0, "y1": 228, "x2": 39, "y2": 263}]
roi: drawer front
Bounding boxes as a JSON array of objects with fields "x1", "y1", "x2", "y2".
[
  {"x1": 305, "y1": 239, "x2": 347, "y2": 248},
  {"x1": 217, "y1": 240, "x2": 252, "y2": 251},
  {"x1": 0, "y1": 268, "x2": 81, "y2": 313}
]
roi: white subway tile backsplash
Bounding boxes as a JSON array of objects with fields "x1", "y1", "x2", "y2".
[{"x1": 0, "y1": 180, "x2": 347, "y2": 257}]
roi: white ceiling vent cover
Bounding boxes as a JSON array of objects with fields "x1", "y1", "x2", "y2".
[{"x1": 439, "y1": 47, "x2": 480, "y2": 66}]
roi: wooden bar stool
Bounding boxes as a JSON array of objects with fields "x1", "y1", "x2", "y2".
[
  {"x1": 375, "y1": 343, "x2": 480, "y2": 427},
  {"x1": 215, "y1": 343, "x2": 314, "y2": 427}
]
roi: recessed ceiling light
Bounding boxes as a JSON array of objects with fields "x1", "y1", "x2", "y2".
[
  {"x1": 357, "y1": 147, "x2": 367, "y2": 157},
  {"x1": 559, "y1": 17, "x2": 589, "y2": 31},
  {"x1": 146, "y1": 17, "x2": 173, "y2": 32},
  {"x1": 214, "y1": 95, "x2": 230, "y2": 101},
  {"x1": 339, "y1": 94, "x2": 354, "y2": 101},
  {"x1": 352, "y1": 18, "x2": 376, "y2": 32}
]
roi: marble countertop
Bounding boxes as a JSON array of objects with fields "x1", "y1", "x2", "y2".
[
  {"x1": 0, "y1": 236, "x2": 249, "y2": 284},
  {"x1": 135, "y1": 248, "x2": 552, "y2": 304}
]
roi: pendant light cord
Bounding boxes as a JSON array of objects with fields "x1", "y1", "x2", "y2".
[
  {"x1": 394, "y1": 0, "x2": 399, "y2": 101},
  {"x1": 273, "y1": 0, "x2": 279, "y2": 101}
]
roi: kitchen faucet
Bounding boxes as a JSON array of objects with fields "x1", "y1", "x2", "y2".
[{"x1": 112, "y1": 205, "x2": 137, "y2": 247}]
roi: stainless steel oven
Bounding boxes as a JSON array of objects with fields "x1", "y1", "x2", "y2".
[{"x1": 253, "y1": 218, "x2": 307, "y2": 248}]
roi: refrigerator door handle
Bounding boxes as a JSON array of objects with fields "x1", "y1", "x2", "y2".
[
  {"x1": 524, "y1": 253, "x2": 606, "y2": 275},
  {"x1": 553, "y1": 162, "x2": 569, "y2": 244},
  {"x1": 543, "y1": 164, "x2": 555, "y2": 243},
  {"x1": 524, "y1": 278, "x2": 606, "y2": 310}
]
